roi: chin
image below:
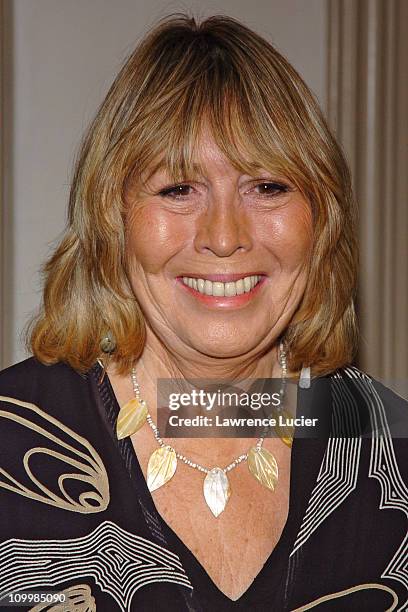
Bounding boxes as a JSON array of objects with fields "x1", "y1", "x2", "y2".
[
  {"x1": 199, "y1": 345, "x2": 249, "y2": 359},
  {"x1": 187, "y1": 332, "x2": 264, "y2": 360}
]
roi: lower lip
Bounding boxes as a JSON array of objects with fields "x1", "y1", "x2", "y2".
[{"x1": 176, "y1": 277, "x2": 267, "y2": 308}]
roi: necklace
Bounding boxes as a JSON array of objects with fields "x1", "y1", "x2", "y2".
[{"x1": 115, "y1": 341, "x2": 293, "y2": 517}]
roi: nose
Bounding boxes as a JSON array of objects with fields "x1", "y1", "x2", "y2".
[{"x1": 193, "y1": 194, "x2": 253, "y2": 257}]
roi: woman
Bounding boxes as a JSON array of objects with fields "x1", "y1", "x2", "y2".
[{"x1": 0, "y1": 14, "x2": 406, "y2": 612}]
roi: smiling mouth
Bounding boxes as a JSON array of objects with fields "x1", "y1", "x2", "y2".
[{"x1": 181, "y1": 275, "x2": 263, "y2": 297}]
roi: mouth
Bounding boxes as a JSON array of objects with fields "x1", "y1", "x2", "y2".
[
  {"x1": 180, "y1": 274, "x2": 263, "y2": 297},
  {"x1": 176, "y1": 273, "x2": 267, "y2": 308}
]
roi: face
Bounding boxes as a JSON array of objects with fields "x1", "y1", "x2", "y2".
[{"x1": 125, "y1": 130, "x2": 313, "y2": 361}]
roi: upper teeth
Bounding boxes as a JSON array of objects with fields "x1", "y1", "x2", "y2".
[{"x1": 181, "y1": 275, "x2": 261, "y2": 296}]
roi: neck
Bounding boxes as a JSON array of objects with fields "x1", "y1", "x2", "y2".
[
  {"x1": 134, "y1": 326, "x2": 287, "y2": 384},
  {"x1": 107, "y1": 328, "x2": 299, "y2": 461}
]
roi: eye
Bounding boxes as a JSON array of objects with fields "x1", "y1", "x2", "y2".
[
  {"x1": 252, "y1": 182, "x2": 290, "y2": 196},
  {"x1": 158, "y1": 184, "x2": 193, "y2": 199},
  {"x1": 157, "y1": 180, "x2": 291, "y2": 200}
]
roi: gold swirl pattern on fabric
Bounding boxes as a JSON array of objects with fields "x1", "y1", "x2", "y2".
[
  {"x1": 0, "y1": 395, "x2": 109, "y2": 513},
  {"x1": 290, "y1": 582, "x2": 398, "y2": 611},
  {"x1": 29, "y1": 584, "x2": 96, "y2": 611}
]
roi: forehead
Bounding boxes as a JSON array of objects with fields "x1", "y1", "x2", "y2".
[
  {"x1": 142, "y1": 126, "x2": 270, "y2": 185},
  {"x1": 152, "y1": 137, "x2": 235, "y2": 179}
]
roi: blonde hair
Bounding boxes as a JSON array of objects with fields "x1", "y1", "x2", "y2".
[{"x1": 29, "y1": 14, "x2": 359, "y2": 376}]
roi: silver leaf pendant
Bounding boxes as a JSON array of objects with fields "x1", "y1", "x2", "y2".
[
  {"x1": 247, "y1": 447, "x2": 279, "y2": 492},
  {"x1": 203, "y1": 467, "x2": 231, "y2": 517},
  {"x1": 147, "y1": 446, "x2": 177, "y2": 492}
]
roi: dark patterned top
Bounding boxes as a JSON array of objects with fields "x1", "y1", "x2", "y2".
[{"x1": 0, "y1": 357, "x2": 406, "y2": 611}]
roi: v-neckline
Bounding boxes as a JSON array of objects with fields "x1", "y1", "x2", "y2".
[
  {"x1": 154, "y1": 437, "x2": 303, "y2": 606},
  {"x1": 91, "y1": 363, "x2": 330, "y2": 607}
]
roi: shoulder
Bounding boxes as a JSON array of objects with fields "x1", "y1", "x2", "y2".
[
  {"x1": 0, "y1": 358, "x2": 111, "y2": 525},
  {"x1": 0, "y1": 356, "x2": 89, "y2": 402},
  {"x1": 330, "y1": 365, "x2": 407, "y2": 479},
  {"x1": 0, "y1": 357, "x2": 96, "y2": 433},
  {"x1": 309, "y1": 364, "x2": 408, "y2": 425},
  {"x1": 334, "y1": 364, "x2": 408, "y2": 426}
]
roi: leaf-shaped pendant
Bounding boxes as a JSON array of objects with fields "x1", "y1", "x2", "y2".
[
  {"x1": 203, "y1": 467, "x2": 231, "y2": 517},
  {"x1": 116, "y1": 398, "x2": 148, "y2": 440},
  {"x1": 274, "y1": 409, "x2": 294, "y2": 447},
  {"x1": 147, "y1": 446, "x2": 177, "y2": 492},
  {"x1": 247, "y1": 447, "x2": 279, "y2": 491}
]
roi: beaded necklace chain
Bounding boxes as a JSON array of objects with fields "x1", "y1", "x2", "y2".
[{"x1": 115, "y1": 341, "x2": 290, "y2": 517}]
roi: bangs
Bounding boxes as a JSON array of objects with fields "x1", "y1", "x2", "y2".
[{"x1": 124, "y1": 33, "x2": 310, "y2": 194}]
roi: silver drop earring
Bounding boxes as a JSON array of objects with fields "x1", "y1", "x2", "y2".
[{"x1": 299, "y1": 366, "x2": 311, "y2": 389}]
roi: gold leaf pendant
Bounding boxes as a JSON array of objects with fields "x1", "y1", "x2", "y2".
[
  {"x1": 274, "y1": 409, "x2": 294, "y2": 448},
  {"x1": 203, "y1": 468, "x2": 231, "y2": 517},
  {"x1": 116, "y1": 398, "x2": 147, "y2": 440},
  {"x1": 247, "y1": 447, "x2": 279, "y2": 491},
  {"x1": 147, "y1": 446, "x2": 177, "y2": 492}
]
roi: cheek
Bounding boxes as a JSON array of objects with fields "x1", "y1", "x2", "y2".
[
  {"x1": 257, "y1": 200, "x2": 313, "y2": 267},
  {"x1": 126, "y1": 205, "x2": 184, "y2": 274}
]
